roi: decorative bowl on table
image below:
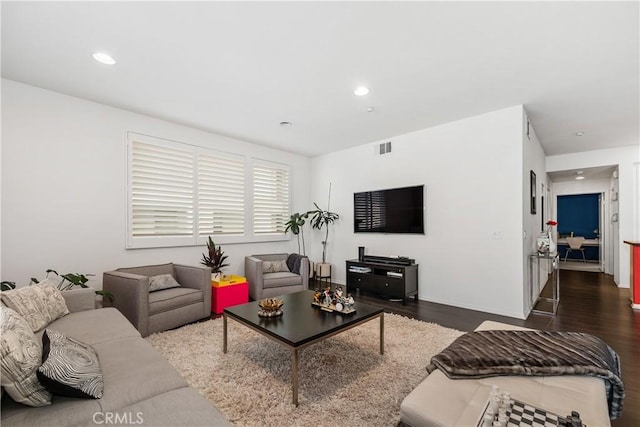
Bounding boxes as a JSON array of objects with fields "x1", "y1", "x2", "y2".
[{"x1": 257, "y1": 298, "x2": 284, "y2": 317}]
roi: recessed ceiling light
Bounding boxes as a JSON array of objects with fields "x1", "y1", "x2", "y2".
[
  {"x1": 354, "y1": 86, "x2": 369, "y2": 96},
  {"x1": 279, "y1": 121, "x2": 293, "y2": 127},
  {"x1": 576, "y1": 176, "x2": 585, "y2": 180},
  {"x1": 92, "y1": 52, "x2": 116, "y2": 65},
  {"x1": 367, "y1": 107, "x2": 375, "y2": 112},
  {"x1": 576, "y1": 131, "x2": 584, "y2": 136}
]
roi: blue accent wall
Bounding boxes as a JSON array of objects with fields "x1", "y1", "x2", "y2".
[{"x1": 557, "y1": 193, "x2": 600, "y2": 238}]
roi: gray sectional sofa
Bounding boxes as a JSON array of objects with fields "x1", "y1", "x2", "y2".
[{"x1": 1, "y1": 288, "x2": 231, "y2": 426}]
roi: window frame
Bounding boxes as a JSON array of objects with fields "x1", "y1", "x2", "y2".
[
  {"x1": 196, "y1": 148, "x2": 247, "y2": 240},
  {"x1": 252, "y1": 158, "x2": 291, "y2": 238},
  {"x1": 126, "y1": 132, "x2": 290, "y2": 249}
]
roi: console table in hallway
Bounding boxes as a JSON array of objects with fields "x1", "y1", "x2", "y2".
[{"x1": 529, "y1": 252, "x2": 560, "y2": 315}]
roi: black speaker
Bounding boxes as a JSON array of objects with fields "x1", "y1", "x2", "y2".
[{"x1": 358, "y1": 246, "x2": 365, "y2": 262}]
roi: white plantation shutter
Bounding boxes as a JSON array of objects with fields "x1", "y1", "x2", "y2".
[
  {"x1": 253, "y1": 162, "x2": 290, "y2": 235},
  {"x1": 130, "y1": 140, "x2": 194, "y2": 238},
  {"x1": 127, "y1": 133, "x2": 289, "y2": 248},
  {"x1": 197, "y1": 152, "x2": 245, "y2": 236}
]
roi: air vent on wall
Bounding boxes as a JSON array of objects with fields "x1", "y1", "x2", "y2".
[{"x1": 377, "y1": 141, "x2": 392, "y2": 155}]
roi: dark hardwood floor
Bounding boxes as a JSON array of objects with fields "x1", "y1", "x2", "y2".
[{"x1": 313, "y1": 270, "x2": 638, "y2": 426}]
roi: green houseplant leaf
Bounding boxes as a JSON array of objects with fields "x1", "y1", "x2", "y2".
[
  {"x1": 17, "y1": 270, "x2": 110, "y2": 302},
  {"x1": 284, "y1": 212, "x2": 308, "y2": 255},
  {"x1": 200, "y1": 236, "x2": 230, "y2": 273},
  {"x1": 95, "y1": 289, "x2": 115, "y2": 303},
  {"x1": 307, "y1": 202, "x2": 339, "y2": 264},
  {"x1": 1, "y1": 281, "x2": 16, "y2": 291}
]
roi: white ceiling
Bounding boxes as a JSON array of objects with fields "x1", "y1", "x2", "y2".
[
  {"x1": 2, "y1": 1, "x2": 638, "y2": 158},
  {"x1": 547, "y1": 165, "x2": 617, "y2": 183}
]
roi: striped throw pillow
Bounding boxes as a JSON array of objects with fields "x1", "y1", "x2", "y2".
[{"x1": 37, "y1": 329, "x2": 103, "y2": 399}]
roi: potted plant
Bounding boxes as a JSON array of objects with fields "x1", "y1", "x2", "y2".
[
  {"x1": 201, "y1": 236, "x2": 229, "y2": 281},
  {"x1": 307, "y1": 184, "x2": 339, "y2": 278},
  {"x1": 285, "y1": 211, "x2": 314, "y2": 278},
  {"x1": 284, "y1": 212, "x2": 309, "y2": 255},
  {"x1": 29, "y1": 269, "x2": 114, "y2": 302}
]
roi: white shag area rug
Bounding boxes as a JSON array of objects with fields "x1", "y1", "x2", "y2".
[{"x1": 146, "y1": 313, "x2": 463, "y2": 427}]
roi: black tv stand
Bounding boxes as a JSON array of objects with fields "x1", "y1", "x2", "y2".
[
  {"x1": 346, "y1": 259, "x2": 418, "y2": 305},
  {"x1": 362, "y1": 255, "x2": 415, "y2": 266}
]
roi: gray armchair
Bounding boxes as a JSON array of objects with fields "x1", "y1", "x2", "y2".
[
  {"x1": 244, "y1": 253, "x2": 309, "y2": 300},
  {"x1": 103, "y1": 263, "x2": 211, "y2": 337}
]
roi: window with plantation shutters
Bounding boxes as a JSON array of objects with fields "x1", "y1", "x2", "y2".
[
  {"x1": 127, "y1": 133, "x2": 289, "y2": 248},
  {"x1": 253, "y1": 162, "x2": 290, "y2": 235},
  {"x1": 197, "y1": 151, "x2": 245, "y2": 236},
  {"x1": 130, "y1": 140, "x2": 195, "y2": 240}
]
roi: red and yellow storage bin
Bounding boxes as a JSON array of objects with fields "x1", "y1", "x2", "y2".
[{"x1": 211, "y1": 275, "x2": 249, "y2": 314}]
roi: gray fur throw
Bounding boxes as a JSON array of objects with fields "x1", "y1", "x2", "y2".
[
  {"x1": 427, "y1": 330, "x2": 624, "y2": 419},
  {"x1": 286, "y1": 253, "x2": 306, "y2": 275}
]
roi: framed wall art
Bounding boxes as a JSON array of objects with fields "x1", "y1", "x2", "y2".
[{"x1": 530, "y1": 170, "x2": 537, "y2": 215}]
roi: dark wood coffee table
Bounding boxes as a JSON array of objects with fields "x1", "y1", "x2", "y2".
[{"x1": 223, "y1": 290, "x2": 384, "y2": 406}]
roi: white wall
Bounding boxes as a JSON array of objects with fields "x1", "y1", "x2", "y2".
[
  {"x1": 1, "y1": 79, "x2": 310, "y2": 287},
  {"x1": 547, "y1": 145, "x2": 640, "y2": 286},
  {"x1": 521, "y1": 110, "x2": 549, "y2": 314},
  {"x1": 7, "y1": 78, "x2": 630, "y2": 318},
  {"x1": 0, "y1": 79, "x2": 2, "y2": 281},
  {"x1": 309, "y1": 106, "x2": 528, "y2": 318}
]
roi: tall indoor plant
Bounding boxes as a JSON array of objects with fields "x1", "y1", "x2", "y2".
[
  {"x1": 308, "y1": 202, "x2": 339, "y2": 264},
  {"x1": 307, "y1": 183, "x2": 339, "y2": 278},
  {"x1": 284, "y1": 212, "x2": 309, "y2": 255}
]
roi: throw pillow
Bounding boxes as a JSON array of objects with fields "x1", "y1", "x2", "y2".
[
  {"x1": 1, "y1": 279, "x2": 69, "y2": 332},
  {"x1": 0, "y1": 307, "x2": 52, "y2": 406},
  {"x1": 37, "y1": 329, "x2": 103, "y2": 399},
  {"x1": 148, "y1": 274, "x2": 181, "y2": 292},
  {"x1": 262, "y1": 260, "x2": 290, "y2": 274}
]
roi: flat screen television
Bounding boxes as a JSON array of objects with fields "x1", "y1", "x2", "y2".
[{"x1": 354, "y1": 185, "x2": 424, "y2": 234}]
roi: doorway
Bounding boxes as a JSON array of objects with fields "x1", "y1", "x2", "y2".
[{"x1": 556, "y1": 193, "x2": 602, "y2": 272}]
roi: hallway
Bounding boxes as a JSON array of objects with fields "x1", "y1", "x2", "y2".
[
  {"x1": 343, "y1": 270, "x2": 638, "y2": 426},
  {"x1": 559, "y1": 260, "x2": 601, "y2": 272}
]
